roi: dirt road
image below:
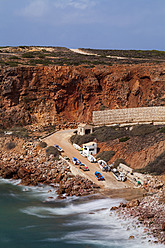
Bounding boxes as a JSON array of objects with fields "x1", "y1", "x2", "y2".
[
  {"x1": 70, "y1": 48, "x2": 165, "y2": 62},
  {"x1": 43, "y1": 129, "x2": 133, "y2": 190},
  {"x1": 70, "y1": 48, "x2": 99, "y2": 56}
]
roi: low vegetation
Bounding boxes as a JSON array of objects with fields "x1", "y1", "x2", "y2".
[
  {"x1": 80, "y1": 48, "x2": 165, "y2": 60},
  {"x1": 38, "y1": 141, "x2": 47, "y2": 148},
  {"x1": 70, "y1": 134, "x2": 94, "y2": 146},
  {"x1": 113, "y1": 158, "x2": 128, "y2": 168},
  {"x1": 96, "y1": 150, "x2": 115, "y2": 162},
  {"x1": 6, "y1": 142, "x2": 16, "y2": 150},
  {"x1": 119, "y1": 137, "x2": 130, "y2": 142},
  {"x1": 10, "y1": 127, "x2": 30, "y2": 139},
  {"x1": 0, "y1": 46, "x2": 164, "y2": 68},
  {"x1": 45, "y1": 146, "x2": 60, "y2": 160},
  {"x1": 71, "y1": 124, "x2": 162, "y2": 145},
  {"x1": 137, "y1": 151, "x2": 165, "y2": 175},
  {"x1": 160, "y1": 127, "x2": 165, "y2": 133},
  {"x1": 0, "y1": 126, "x2": 39, "y2": 140},
  {"x1": 71, "y1": 124, "x2": 165, "y2": 175},
  {"x1": 130, "y1": 124, "x2": 157, "y2": 136}
]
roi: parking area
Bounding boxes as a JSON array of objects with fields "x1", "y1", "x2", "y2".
[{"x1": 43, "y1": 129, "x2": 132, "y2": 189}]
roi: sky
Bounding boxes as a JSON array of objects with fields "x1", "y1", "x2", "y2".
[{"x1": 0, "y1": 0, "x2": 164, "y2": 50}]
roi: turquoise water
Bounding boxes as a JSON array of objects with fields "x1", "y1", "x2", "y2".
[{"x1": 0, "y1": 178, "x2": 164, "y2": 248}]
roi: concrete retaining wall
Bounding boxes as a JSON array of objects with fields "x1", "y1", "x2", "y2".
[{"x1": 93, "y1": 106, "x2": 165, "y2": 126}]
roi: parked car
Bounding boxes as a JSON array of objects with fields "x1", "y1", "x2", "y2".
[
  {"x1": 98, "y1": 160, "x2": 111, "y2": 172},
  {"x1": 72, "y1": 157, "x2": 80, "y2": 165},
  {"x1": 88, "y1": 155, "x2": 97, "y2": 163},
  {"x1": 95, "y1": 171, "x2": 105, "y2": 180},
  {"x1": 79, "y1": 162, "x2": 89, "y2": 171},
  {"x1": 54, "y1": 144, "x2": 63, "y2": 152},
  {"x1": 73, "y1": 143, "x2": 81, "y2": 150},
  {"x1": 112, "y1": 168, "x2": 127, "y2": 181},
  {"x1": 79, "y1": 151, "x2": 87, "y2": 157}
]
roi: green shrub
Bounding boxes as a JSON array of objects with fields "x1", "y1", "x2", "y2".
[
  {"x1": 46, "y1": 146, "x2": 60, "y2": 160},
  {"x1": 10, "y1": 126, "x2": 27, "y2": 132},
  {"x1": 119, "y1": 137, "x2": 130, "y2": 142},
  {"x1": 113, "y1": 158, "x2": 128, "y2": 168},
  {"x1": 29, "y1": 59, "x2": 53, "y2": 66},
  {"x1": 9, "y1": 127, "x2": 29, "y2": 139},
  {"x1": 9, "y1": 56, "x2": 20, "y2": 60},
  {"x1": 5, "y1": 61, "x2": 19, "y2": 67},
  {"x1": 130, "y1": 124, "x2": 157, "y2": 136},
  {"x1": 70, "y1": 126, "x2": 129, "y2": 145},
  {"x1": 38, "y1": 142, "x2": 47, "y2": 148},
  {"x1": 38, "y1": 53, "x2": 46, "y2": 59},
  {"x1": 6, "y1": 142, "x2": 16, "y2": 150},
  {"x1": 22, "y1": 53, "x2": 35, "y2": 58},
  {"x1": 100, "y1": 104, "x2": 106, "y2": 111},
  {"x1": 160, "y1": 127, "x2": 165, "y2": 133},
  {"x1": 0, "y1": 61, "x2": 6, "y2": 66},
  {"x1": 23, "y1": 96, "x2": 30, "y2": 103},
  {"x1": 70, "y1": 134, "x2": 93, "y2": 146},
  {"x1": 96, "y1": 150, "x2": 115, "y2": 162},
  {"x1": 92, "y1": 126, "x2": 128, "y2": 142},
  {"x1": 137, "y1": 151, "x2": 165, "y2": 175}
]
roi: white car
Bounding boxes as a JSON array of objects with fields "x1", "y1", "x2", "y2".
[
  {"x1": 98, "y1": 160, "x2": 110, "y2": 172},
  {"x1": 79, "y1": 151, "x2": 87, "y2": 157},
  {"x1": 88, "y1": 155, "x2": 97, "y2": 163},
  {"x1": 73, "y1": 143, "x2": 81, "y2": 150},
  {"x1": 54, "y1": 144, "x2": 63, "y2": 152}
]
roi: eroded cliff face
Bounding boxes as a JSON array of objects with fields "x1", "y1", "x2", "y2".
[
  {"x1": 0, "y1": 64, "x2": 165, "y2": 128},
  {"x1": 98, "y1": 136, "x2": 165, "y2": 170}
]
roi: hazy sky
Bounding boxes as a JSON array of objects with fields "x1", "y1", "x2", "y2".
[{"x1": 0, "y1": 0, "x2": 164, "y2": 50}]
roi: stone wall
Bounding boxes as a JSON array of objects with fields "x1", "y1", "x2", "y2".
[{"x1": 93, "y1": 107, "x2": 165, "y2": 126}]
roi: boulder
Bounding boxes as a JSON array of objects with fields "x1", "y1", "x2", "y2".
[
  {"x1": 126, "y1": 199, "x2": 140, "y2": 208},
  {"x1": 110, "y1": 206, "x2": 118, "y2": 211},
  {"x1": 162, "y1": 222, "x2": 165, "y2": 231},
  {"x1": 17, "y1": 167, "x2": 31, "y2": 179},
  {"x1": 54, "y1": 173, "x2": 62, "y2": 183}
]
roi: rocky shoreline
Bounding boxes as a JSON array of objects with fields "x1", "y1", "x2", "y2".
[
  {"x1": 0, "y1": 137, "x2": 99, "y2": 197},
  {"x1": 0, "y1": 136, "x2": 164, "y2": 244},
  {"x1": 111, "y1": 193, "x2": 165, "y2": 245}
]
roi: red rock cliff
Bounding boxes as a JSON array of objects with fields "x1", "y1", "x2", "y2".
[{"x1": 0, "y1": 64, "x2": 165, "y2": 127}]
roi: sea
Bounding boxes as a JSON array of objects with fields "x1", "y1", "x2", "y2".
[{"x1": 0, "y1": 178, "x2": 164, "y2": 248}]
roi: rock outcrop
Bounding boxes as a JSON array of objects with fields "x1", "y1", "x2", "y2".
[
  {"x1": 0, "y1": 136, "x2": 98, "y2": 197},
  {"x1": 111, "y1": 192, "x2": 165, "y2": 244}
]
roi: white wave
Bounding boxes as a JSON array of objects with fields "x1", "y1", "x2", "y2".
[
  {"x1": 62, "y1": 202, "x2": 163, "y2": 248},
  {"x1": 20, "y1": 208, "x2": 51, "y2": 219},
  {"x1": 43, "y1": 198, "x2": 123, "y2": 216},
  {"x1": 20, "y1": 197, "x2": 164, "y2": 248},
  {"x1": 41, "y1": 238, "x2": 61, "y2": 242},
  {"x1": 0, "y1": 177, "x2": 21, "y2": 185},
  {"x1": 21, "y1": 184, "x2": 58, "y2": 202},
  {"x1": 64, "y1": 222, "x2": 162, "y2": 248},
  {"x1": 0, "y1": 177, "x2": 58, "y2": 202},
  {"x1": 20, "y1": 198, "x2": 122, "y2": 219},
  {"x1": 20, "y1": 225, "x2": 37, "y2": 230}
]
